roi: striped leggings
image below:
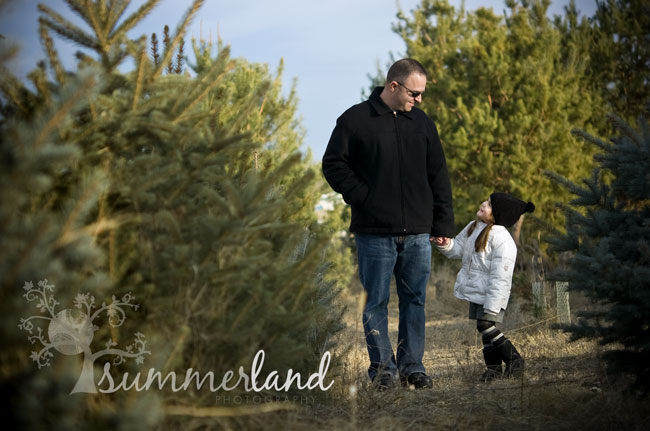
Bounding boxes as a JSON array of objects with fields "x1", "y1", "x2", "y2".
[{"x1": 477, "y1": 319, "x2": 507, "y2": 349}]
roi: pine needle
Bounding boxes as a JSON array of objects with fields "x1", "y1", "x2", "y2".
[
  {"x1": 38, "y1": 5, "x2": 99, "y2": 50},
  {"x1": 132, "y1": 36, "x2": 148, "y2": 110},
  {"x1": 34, "y1": 74, "x2": 96, "y2": 150},
  {"x1": 111, "y1": 0, "x2": 160, "y2": 43},
  {"x1": 38, "y1": 23, "x2": 66, "y2": 86}
]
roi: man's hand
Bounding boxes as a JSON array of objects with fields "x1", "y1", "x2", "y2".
[{"x1": 430, "y1": 236, "x2": 450, "y2": 246}]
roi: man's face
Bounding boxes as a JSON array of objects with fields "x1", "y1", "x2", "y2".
[{"x1": 391, "y1": 73, "x2": 426, "y2": 112}]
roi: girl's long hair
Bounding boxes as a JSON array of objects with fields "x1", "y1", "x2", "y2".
[{"x1": 467, "y1": 220, "x2": 493, "y2": 252}]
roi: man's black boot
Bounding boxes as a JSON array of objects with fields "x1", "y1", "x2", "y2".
[
  {"x1": 400, "y1": 372, "x2": 433, "y2": 389},
  {"x1": 373, "y1": 373, "x2": 395, "y2": 391}
]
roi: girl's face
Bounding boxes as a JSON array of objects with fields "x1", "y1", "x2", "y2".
[{"x1": 477, "y1": 198, "x2": 495, "y2": 224}]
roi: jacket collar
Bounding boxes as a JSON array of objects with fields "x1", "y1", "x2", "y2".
[
  {"x1": 476, "y1": 220, "x2": 506, "y2": 232},
  {"x1": 369, "y1": 86, "x2": 414, "y2": 119}
]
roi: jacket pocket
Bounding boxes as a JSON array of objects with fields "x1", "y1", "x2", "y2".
[
  {"x1": 344, "y1": 181, "x2": 369, "y2": 207},
  {"x1": 360, "y1": 185, "x2": 398, "y2": 228}
]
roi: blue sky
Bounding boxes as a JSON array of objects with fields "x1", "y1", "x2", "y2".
[{"x1": 1, "y1": 0, "x2": 597, "y2": 160}]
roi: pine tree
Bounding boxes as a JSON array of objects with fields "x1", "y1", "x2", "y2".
[
  {"x1": 0, "y1": 33, "x2": 161, "y2": 431},
  {"x1": 588, "y1": 0, "x2": 650, "y2": 122},
  {"x1": 384, "y1": 0, "x2": 603, "y2": 235},
  {"x1": 1, "y1": 0, "x2": 346, "y2": 428},
  {"x1": 546, "y1": 111, "x2": 650, "y2": 394}
]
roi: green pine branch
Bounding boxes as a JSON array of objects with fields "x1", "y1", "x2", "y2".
[
  {"x1": 111, "y1": 0, "x2": 160, "y2": 42},
  {"x1": 153, "y1": 0, "x2": 203, "y2": 78},
  {"x1": 38, "y1": 5, "x2": 100, "y2": 51},
  {"x1": 38, "y1": 23, "x2": 66, "y2": 86}
]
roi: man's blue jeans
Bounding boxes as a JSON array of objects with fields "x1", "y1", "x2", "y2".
[{"x1": 355, "y1": 233, "x2": 431, "y2": 380}]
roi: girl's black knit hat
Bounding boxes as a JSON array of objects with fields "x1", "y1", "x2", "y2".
[{"x1": 490, "y1": 193, "x2": 535, "y2": 227}]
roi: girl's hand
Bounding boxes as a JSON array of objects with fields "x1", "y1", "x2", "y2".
[{"x1": 430, "y1": 236, "x2": 450, "y2": 246}]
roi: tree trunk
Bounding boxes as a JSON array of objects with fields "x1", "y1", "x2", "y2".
[{"x1": 70, "y1": 351, "x2": 97, "y2": 394}]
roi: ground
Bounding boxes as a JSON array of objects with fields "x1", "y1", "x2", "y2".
[{"x1": 179, "y1": 263, "x2": 650, "y2": 430}]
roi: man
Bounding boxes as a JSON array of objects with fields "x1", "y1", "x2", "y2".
[{"x1": 322, "y1": 58, "x2": 454, "y2": 390}]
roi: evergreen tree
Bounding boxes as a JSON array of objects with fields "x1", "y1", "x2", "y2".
[
  {"x1": 588, "y1": 0, "x2": 650, "y2": 122},
  {"x1": 188, "y1": 36, "x2": 355, "y2": 290},
  {"x1": 1, "y1": 0, "x2": 347, "y2": 428},
  {"x1": 383, "y1": 0, "x2": 603, "y2": 234},
  {"x1": 0, "y1": 29, "x2": 161, "y2": 431},
  {"x1": 546, "y1": 111, "x2": 650, "y2": 393}
]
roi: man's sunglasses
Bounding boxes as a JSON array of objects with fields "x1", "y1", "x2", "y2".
[{"x1": 395, "y1": 81, "x2": 423, "y2": 98}]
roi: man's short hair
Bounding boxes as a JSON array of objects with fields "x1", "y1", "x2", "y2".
[{"x1": 386, "y1": 58, "x2": 428, "y2": 84}]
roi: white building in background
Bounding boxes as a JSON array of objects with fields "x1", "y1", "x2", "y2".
[{"x1": 314, "y1": 192, "x2": 344, "y2": 224}]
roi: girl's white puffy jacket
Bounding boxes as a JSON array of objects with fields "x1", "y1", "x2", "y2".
[{"x1": 437, "y1": 220, "x2": 517, "y2": 313}]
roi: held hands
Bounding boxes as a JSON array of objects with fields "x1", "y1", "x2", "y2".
[{"x1": 430, "y1": 236, "x2": 450, "y2": 247}]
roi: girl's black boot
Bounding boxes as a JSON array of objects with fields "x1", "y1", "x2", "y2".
[
  {"x1": 480, "y1": 346, "x2": 503, "y2": 382},
  {"x1": 497, "y1": 339, "x2": 524, "y2": 378}
]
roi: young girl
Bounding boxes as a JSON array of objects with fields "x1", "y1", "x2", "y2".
[{"x1": 435, "y1": 193, "x2": 535, "y2": 381}]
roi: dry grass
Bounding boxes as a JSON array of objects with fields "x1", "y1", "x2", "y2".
[{"x1": 201, "y1": 264, "x2": 650, "y2": 430}]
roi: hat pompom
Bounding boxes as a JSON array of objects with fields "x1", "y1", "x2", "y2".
[{"x1": 525, "y1": 202, "x2": 535, "y2": 213}]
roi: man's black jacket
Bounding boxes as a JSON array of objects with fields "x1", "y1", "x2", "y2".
[{"x1": 322, "y1": 87, "x2": 455, "y2": 237}]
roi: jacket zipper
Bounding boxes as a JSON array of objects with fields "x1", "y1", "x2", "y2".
[{"x1": 393, "y1": 111, "x2": 407, "y2": 233}]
